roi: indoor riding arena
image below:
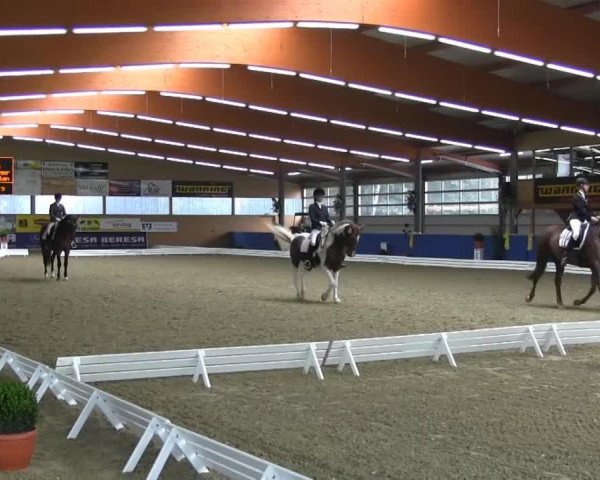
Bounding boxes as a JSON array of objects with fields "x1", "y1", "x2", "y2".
[{"x1": 2, "y1": 2, "x2": 600, "y2": 480}]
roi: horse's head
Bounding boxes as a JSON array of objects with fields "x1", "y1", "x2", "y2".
[
  {"x1": 62, "y1": 215, "x2": 79, "y2": 232},
  {"x1": 338, "y1": 222, "x2": 363, "y2": 257}
]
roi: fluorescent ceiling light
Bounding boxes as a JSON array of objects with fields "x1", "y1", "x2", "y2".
[
  {"x1": 0, "y1": 28, "x2": 66, "y2": 36},
  {"x1": 228, "y1": 22, "x2": 293, "y2": 29},
  {"x1": 438, "y1": 37, "x2": 491, "y2": 54},
  {"x1": 522, "y1": 118, "x2": 558, "y2": 128},
  {"x1": 167, "y1": 157, "x2": 193, "y2": 164},
  {"x1": 178, "y1": 63, "x2": 230, "y2": 69},
  {"x1": 288, "y1": 172, "x2": 301, "y2": 176},
  {"x1": 330, "y1": 119, "x2": 366, "y2": 129},
  {"x1": 347, "y1": 83, "x2": 392, "y2": 95},
  {"x1": 213, "y1": 127, "x2": 246, "y2": 136},
  {"x1": 51, "y1": 91, "x2": 97, "y2": 98},
  {"x1": 13, "y1": 136, "x2": 42, "y2": 142},
  {"x1": 381, "y1": 155, "x2": 410, "y2": 163},
  {"x1": 493, "y1": 50, "x2": 544, "y2": 67},
  {"x1": 299, "y1": 73, "x2": 345, "y2": 86},
  {"x1": 219, "y1": 149, "x2": 247, "y2": 157},
  {"x1": 195, "y1": 161, "x2": 221, "y2": 168},
  {"x1": 107, "y1": 148, "x2": 135, "y2": 156},
  {"x1": 247, "y1": 66, "x2": 296, "y2": 76},
  {"x1": 86, "y1": 128, "x2": 118, "y2": 136},
  {"x1": 73, "y1": 26, "x2": 148, "y2": 34},
  {"x1": 250, "y1": 153, "x2": 277, "y2": 161},
  {"x1": 223, "y1": 165, "x2": 248, "y2": 171},
  {"x1": 350, "y1": 150, "x2": 379, "y2": 158},
  {"x1": 46, "y1": 140, "x2": 75, "y2": 147},
  {"x1": 368, "y1": 126, "x2": 403, "y2": 136},
  {"x1": 318, "y1": 145, "x2": 347, "y2": 152},
  {"x1": 309, "y1": 162, "x2": 336, "y2": 170},
  {"x1": 474, "y1": 145, "x2": 505, "y2": 153},
  {"x1": 250, "y1": 169, "x2": 274, "y2": 175},
  {"x1": 2, "y1": 111, "x2": 42, "y2": 117},
  {"x1": 77, "y1": 144, "x2": 105, "y2": 151},
  {"x1": 121, "y1": 133, "x2": 152, "y2": 142},
  {"x1": 98, "y1": 111, "x2": 135, "y2": 118},
  {"x1": 249, "y1": 105, "x2": 288, "y2": 115},
  {"x1": 394, "y1": 92, "x2": 437, "y2": 105},
  {"x1": 175, "y1": 121, "x2": 210, "y2": 130},
  {"x1": 0, "y1": 94, "x2": 46, "y2": 101},
  {"x1": 138, "y1": 153, "x2": 164, "y2": 160},
  {"x1": 377, "y1": 26, "x2": 435, "y2": 41},
  {"x1": 188, "y1": 144, "x2": 216, "y2": 152},
  {"x1": 59, "y1": 66, "x2": 116, "y2": 74},
  {"x1": 421, "y1": 160, "x2": 434, "y2": 164},
  {"x1": 137, "y1": 115, "x2": 173, "y2": 124},
  {"x1": 205, "y1": 97, "x2": 246, "y2": 108},
  {"x1": 547, "y1": 63, "x2": 594, "y2": 78},
  {"x1": 440, "y1": 139, "x2": 473, "y2": 148},
  {"x1": 121, "y1": 64, "x2": 175, "y2": 71},
  {"x1": 439, "y1": 101, "x2": 479, "y2": 113},
  {"x1": 160, "y1": 92, "x2": 203, "y2": 101},
  {"x1": 45, "y1": 109, "x2": 85, "y2": 115},
  {"x1": 155, "y1": 139, "x2": 185, "y2": 146},
  {"x1": 1, "y1": 123, "x2": 38, "y2": 128},
  {"x1": 50, "y1": 125, "x2": 83, "y2": 131},
  {"x1": 279, "y1": 158, "x2": 306, "y2": 165},
  {"x1": 154, "y1": 24, "x2": 223, "y2": 32},
  {"x1": 249, "y1": 133, "x2": 281, "y2": 142},
  {"x1": 560, "y1": 126, "x2": 596, "y2": 136},
  {"x1": 499, "y1": 153, "x2": 511, "y2": 157},
  {"x1": 100, "y1": 90, "x2": 145, "y2": 95},
  {"x1": 481, "y1": 110, "x2": 520, "y2": 121},
  {"x1": 405, "y1": 133, "x2": 438, "y2": 142},
  {"x1": 297, "y1": 21, "x2": 359, "y2": 30},
  {"x1": 0, "y1": 69, "x2": 53, "y2": 77},
  {"x1": 284, "y1": 139, "x2": 314, "y2": 147},
  {"x1": 290, "y1": 112, "x2": 328, "y2": 122}
]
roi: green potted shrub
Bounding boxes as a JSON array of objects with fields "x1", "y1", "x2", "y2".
[{"x1": 0, "y1": 380, "x2": 38, "y2": 471}]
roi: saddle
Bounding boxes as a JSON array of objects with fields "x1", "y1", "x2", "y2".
[
  {"x1": 559, "y1": 223, "x2": 590, "y2": 250},
  {"x1": 42, "y1": 223, "x2": 56, "y2": 241}
]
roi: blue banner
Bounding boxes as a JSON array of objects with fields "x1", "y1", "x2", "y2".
[{"x1": 16, "y1": 232, "x2": 147, "y2": 249}]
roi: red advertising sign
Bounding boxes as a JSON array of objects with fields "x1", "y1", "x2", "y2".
[{"x1": 0, "y1": 157, "x2": 14, "y2": 195}]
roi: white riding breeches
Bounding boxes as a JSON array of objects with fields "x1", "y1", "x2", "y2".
[
  {"x1": 310, "y1": 229, "x2": 320, "y2": 246},
  {"x1": 44, "y1": 220, "x2": 59, "y2": 239},
  {"x1": 570, "y1": 219, "x2": 583, "y2": 241}
]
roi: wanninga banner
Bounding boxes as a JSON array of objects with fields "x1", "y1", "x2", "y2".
[
  {"x1": 535, "y1": 176, "x2": 600, "y2": 205},
  {"x1": 171, "y1": 181, "x2": 233, "y2": 197}
]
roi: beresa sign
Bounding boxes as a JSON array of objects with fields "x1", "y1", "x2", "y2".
[
  {"x1": 0, "y1": 157, "x2": 14, "y2": 195},
  {"x1": 535, "y1": 176, "x2": 600, "y2": 205},
  {"x1": 172, "y1": 181, "x2": 233, "y2": 197}
]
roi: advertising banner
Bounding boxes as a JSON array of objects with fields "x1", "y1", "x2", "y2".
[
  {"x1": 534, "y1": 176, "x2": 600, "y2": 205},
  {"x1": 16, "y1": 214, "x2": 49, "y2": 233},
  {"x1": 75, "y1": 162, "x2": 108, "y2": 179},
  {"x1": 141, "y1": 180, "x2": 172, "y2": 197},
  {"x1": 76, "y1": 178, "x2": 109, "y2": 196},
  {"x1": 16, "y1": 233, "x2": 40, "y2": 249},
  {"x1": 0, "y1": 157, "x2": 14, "y2": 195},
  {"x1": 141, "y1": 221, "x2": 178, "y2": 232},
  {"x1": 42, "y1": 177, "x2": 76, "y2": 195},
  {"x1": 0, "y1": 215, "x2": 16, "y2": 233},
  {"x1": 14, "y1": 161, "x2": 41, "y2": 195},
  {"x1": 77, "y1": 217, "x2": 101, "y2": 232},
  {"x1": 172, "y1": 181, "x2": 233, "y2": 197},
  {"x1": 100, "y1": 218, "x2": 142, "y2": 231},
  {"x1": 74, "y1": 232, "x2": 147, "y2": 249},
  {"x1": 109, "y1": 180, "x2": 141, "y2": 196},
  {"x1": 42, "y1": 161, "x2": 74, "y2": 178}
]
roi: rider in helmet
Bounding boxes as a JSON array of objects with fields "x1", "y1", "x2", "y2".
[
  {"x1": 561, "y1": 176, "x2": 598, "y2": 266},
  {"x1": 305, "y1": 187, "x2": 334, "y2": 270},
  {"x1": 44, "y1": 193, "x2": 77, "y2": 248}
]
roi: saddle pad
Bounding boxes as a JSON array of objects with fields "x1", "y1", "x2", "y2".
[
  {"x1": 298, "y1": 234, "x2": 311, "y2": 253},
  {"x1": 559, "y1": 228, "x2": 572, "y2": 248}
]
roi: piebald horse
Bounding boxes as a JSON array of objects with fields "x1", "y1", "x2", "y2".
[{"x1": 271, "y1": 220, "x2": 362, "y2": 303}]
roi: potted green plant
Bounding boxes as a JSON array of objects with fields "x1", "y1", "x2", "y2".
[
  {"x1": 0, "y1": 228, "x2": 8, "y2": 244},
  {"x1": 0, "y1": 380, "x2": 38, "y2": 471}
]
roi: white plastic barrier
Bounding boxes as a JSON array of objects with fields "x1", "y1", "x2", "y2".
[
  {"x1": 68, "y1": 246, "x2": 589, "y2": 275},
  {"x1": 0, "y1": 347, "x2": 311, "y2": 480},
  {"x1": 56, "y1": 321, "x2": 600, "y2": 387},
  {"x1": 0, "y1": 248, "x2": 29, "y2": 257}
]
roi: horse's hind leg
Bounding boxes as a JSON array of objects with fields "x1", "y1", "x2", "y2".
[
  {"x1": 297, "y1": 266, "x2": 306, "y2": 300},
  {"x1": 526, "y1": 256, "x2": 548, "y2": 303},
  {"x1": 55, "y1": 252, "x2": 62, "y2": 281},
  {"x1": 293, "y1": 266, "x2": 303, "y2": 299},
  {"x1": 50, "y1": 252, "x2": 56, "y2": 278},
  {"x1": 63, "y1": 251, "x2": 70, "y2": 281},
  {"x1": 321, "y1": 268, "x2": 335, "y2": 303},
  {"x1": 554, "y1": 263, "x2": 565, "y2": 307},
  {"x1": 574, "y1": 264, "x2": 599, "y2": 306}
]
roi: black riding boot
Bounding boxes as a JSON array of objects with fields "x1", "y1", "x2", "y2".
[
  {"x1": 560, "y1": 238, "x2": 574, "y2": 267},
  {"x1": 304, "y1": 244, "x2": 317, "y2": 270}
]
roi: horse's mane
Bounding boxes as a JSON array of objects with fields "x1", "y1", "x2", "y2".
[{"x1": 330, "y1": 220, "x2": 353, "y2": 236}]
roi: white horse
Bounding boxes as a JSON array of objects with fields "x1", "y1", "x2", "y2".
[{"x1": 271, "y1": 221, "x2": 362, "y2": 303}]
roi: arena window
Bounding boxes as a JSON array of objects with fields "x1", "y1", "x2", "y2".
[
  {"x1": 172, "y1": 197, "x2": 232, "y2": 215},
  {"x1": 358, "y1": 182, "x2": 414, "y2": 216},
  {"x1": 235, "y1": 198, "x2": 273, "y2": 215},
  {"x1": 425, "y1": 177, "x2": 499, "y2": 215},
  {"x1": 35, "y1": 195, "x2": 103, "y2": 214},
  {"x1": 302, "y1": 186, "x2": 353, "y2": 216},
  {"x1": 0, "y1": 195, "x2": 31, "y2": 214},
  {"x1": 105, "y1": 196, "x2": 169, "y2": 215}
]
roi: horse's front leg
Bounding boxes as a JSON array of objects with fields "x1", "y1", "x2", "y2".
[
  {"x1": 321, "y1": 268, "x2": 335, "y2": 302},
  {"x1": 50, "y1": 252, "x2": 56, "y2": 278},
  {"x1": 55, "y1": 252, "x2": 62, "y2": 281},
  {"x1": 293, "y1": 265, "x2": 304, "y2": 300},
  {"x1": 332, "y1": 270, "x2": 341, "y2": 303},
  {"x1": 63, "y1": 250, "x2": 70, "y2": 281},
  {"x1": 574, "y1": 263, "x2": 599, "y2": 306}
]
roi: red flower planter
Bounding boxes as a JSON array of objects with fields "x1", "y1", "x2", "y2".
[{"x1": 0, "y1": 429, "x2": 37, "y2": 470}]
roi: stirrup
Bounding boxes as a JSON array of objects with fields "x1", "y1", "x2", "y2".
[{"x1": 304, "y1": 260, "x2": 312, "y2": 270}]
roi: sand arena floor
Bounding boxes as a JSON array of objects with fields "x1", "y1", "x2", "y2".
[{"x1": 2, "y1": 254, "x2": 600, "y2": 480}]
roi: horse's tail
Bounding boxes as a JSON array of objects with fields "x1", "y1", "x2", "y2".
[{"x1": 270, "y1": 225, "x2": 295, "y2": 251}]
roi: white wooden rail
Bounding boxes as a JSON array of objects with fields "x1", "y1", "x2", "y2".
[
  {"x1": 0, "y1": 346, "x2": 311, "y2": 480},
  {"x1": 55, "y1": 321, "x2": 600, "y2": 387}
]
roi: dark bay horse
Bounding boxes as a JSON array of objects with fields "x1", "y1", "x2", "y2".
[
  {"x1": 39, "y1": 215, "x2": 78, "y2": 281},
  {"x1": 526, "y1": 223, "x2": 600, "y2": 307},
  {"x1": 271, "y1": 220, "x2": 363, "y2": 303}
]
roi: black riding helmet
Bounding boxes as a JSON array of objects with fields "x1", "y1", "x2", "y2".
[
  {"x1": 576, "y1": 177, "x2": 590, "y2": 187},
  {"x1": 313, "y1": 187, "x2": 325, "y2": 198},
  {"x1": 54, "y1": 192, "x2": 62, "y2": 201}
]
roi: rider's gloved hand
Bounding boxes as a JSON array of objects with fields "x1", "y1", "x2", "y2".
[{"x1": 320, "y1": 221, "x2": 328, "y2": 227}]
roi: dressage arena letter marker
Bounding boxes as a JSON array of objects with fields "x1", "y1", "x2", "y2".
[
  {"x1": 303, "y1": 343, "x2": 324, "y2": 380},
  {"x1": 192, "y1": 349, "x2": 211, "y2": 388},
  {"x1": 68, "y1": 391, "x2": 124, "y2": 439},
  {"x1": 543, "y1": 324, "x2": 567, "y2": 356},
  {"x1": 520, "y1": 326, "x2": 544, "y2": 358},
  {"x1": 337, "y1": 341, "x2": 360, "y2": 377},
  {"x1": 433, "y1": 333, "x2": 457, "y2": 368}
]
